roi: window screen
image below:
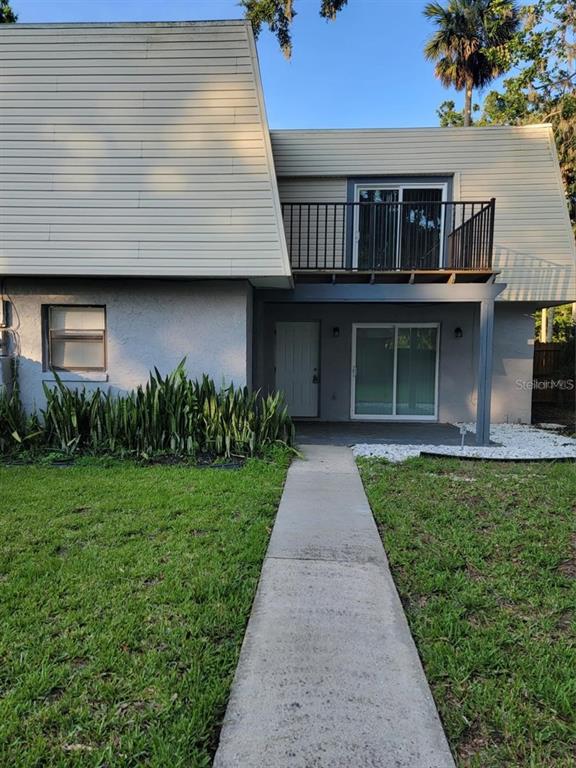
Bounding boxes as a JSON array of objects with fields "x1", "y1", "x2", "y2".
[{"x1": 46, "y1": 306, "x2": 106, "y2": 371}]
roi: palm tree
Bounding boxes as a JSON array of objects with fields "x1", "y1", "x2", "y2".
[{"x1": 424, "y1": 0, "x2": 520, "y2": 127}]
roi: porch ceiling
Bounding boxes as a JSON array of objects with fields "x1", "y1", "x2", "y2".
[{"x1": 259, "y1": 281, "x2": 506, "y2": 303}]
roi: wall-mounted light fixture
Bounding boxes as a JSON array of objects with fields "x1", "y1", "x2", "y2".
[
  {"x1": 454, "y1": 327, "x2": 463, "y2": 339},
  {"x1": 332, "y1": 326, "x2": 340, "y2": 338}
]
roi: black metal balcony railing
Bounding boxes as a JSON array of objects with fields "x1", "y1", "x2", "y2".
[{"x1": 281, "y1": 199, "x2": 495, "y2": 272}]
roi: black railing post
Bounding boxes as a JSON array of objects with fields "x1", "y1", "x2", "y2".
[
  {"x1": 315, "y1": 203, "x2": 320, "y2": 267},
  {"x1": 323, "y1": 204, "x2": 328, "y2": 268},
  {"x1": 306, "y1": 203, "x2": 310, "y2": 269},
  {"x1": 332, "y1": 203, "x2": 337, "y2": 270},
  {"x1": 371, "y1": 204, "x2": 377, "y2": 271},
  {"x1": 287, "y1": 203, "x2": 293, "y2": 264},
  {"x1": 297, "y1": 204, "x2": 302, "y2": 269},
  {"x1": 488, "y1": 198, "x2": 496, "y2": 269},
  {"x1": 340, "y1": 206, "x2": 347, "y2": 269}
]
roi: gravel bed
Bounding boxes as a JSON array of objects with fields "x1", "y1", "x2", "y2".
[{"x1": 353, "y1": 423, "x2": 576, "y2": 463}]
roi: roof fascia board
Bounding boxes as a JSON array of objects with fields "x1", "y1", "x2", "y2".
[{"x1": 245, "y1": 22, "x2": 293, "y2": 285}]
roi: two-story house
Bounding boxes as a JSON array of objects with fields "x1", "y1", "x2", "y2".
[{"x1": 1, "y1": 20, "x2": 574, "y2": 445}]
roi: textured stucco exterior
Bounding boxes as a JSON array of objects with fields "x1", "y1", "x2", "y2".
[
  {"x1": 2, "y1": 283, "x2": 536, "y2": 424},
  {"x1": 491, "y1": 303, "x2": 536, "y2": 424},
  {"x1": 254, "y1": 301, "x2": 535, "y2": 424},
  {"x1": 4, "y1": 278, "x2": 252, "y2": 411}
]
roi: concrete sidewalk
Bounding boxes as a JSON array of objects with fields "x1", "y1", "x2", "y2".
[{"x1": 213, "y1": 446, "x2": 455, "y2": 768}]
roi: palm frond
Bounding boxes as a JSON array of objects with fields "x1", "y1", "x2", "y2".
[{"x1": 423, "y1": 0, "x2": 520, "y2": 93}]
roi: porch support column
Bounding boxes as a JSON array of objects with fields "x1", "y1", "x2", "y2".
[{"x1": 476, "y1": 298, "x2": 495, "y2": 446}]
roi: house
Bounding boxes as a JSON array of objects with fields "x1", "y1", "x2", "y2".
[{"x1": 0, "y1": 20, "x2": 574, "y2": 445}]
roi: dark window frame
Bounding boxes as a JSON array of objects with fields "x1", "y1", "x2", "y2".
[{"x1": 42, "y1": 304, "x2": 107, "y2": 372}]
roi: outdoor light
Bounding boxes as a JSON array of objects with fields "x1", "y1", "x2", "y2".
[
  {"x1": 332, "y1": 326, "x2": 340, "y2": 338},
  {"x1": 454, "y1": 327, "x2": 463, "y2": 339}
]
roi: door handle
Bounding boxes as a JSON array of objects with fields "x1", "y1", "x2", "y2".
[{"x1": 312, "y1": 373, "x2": 319, "y2": 384}]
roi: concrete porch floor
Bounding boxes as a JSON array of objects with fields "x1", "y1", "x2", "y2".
[{"x1": 295, "y1": 420, "x2": 477, "y2": 446}]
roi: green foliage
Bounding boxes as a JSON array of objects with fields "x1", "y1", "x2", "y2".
[
  {"x1": 360, "y1": 457, "x2": 576, "y2": 766},
  {"x1": 240, "y1": 0, "x2": 348, "y2": 57},
  {"x1": 0, "y1": 456, "x2": 289, "y2": 765},
  {"x1": 424, "y1": 0, "x2": 520, "y2": 125},
  {"x1": 0, "y1": 359, "x2": 41, "y2": 454},
  {"x1": 534, "y1": 304, "x2": 576, "y2": 343},
  {"x1": 477, "y1": 1, "x2": 576, "y2": 225},
  {"x1": 0, "y1": 359, "x2": 26, "y2": 451},
  {"x1": 40, "y1": 363, "x2": 294, "y2": 458},
  {"x1": 437, "y1": 98, "x2": 481, "y2": 125},
  {"x1": 1, "y1": 362, "x2": 294, "y2": 459},
  {"x1": 0, "y1": 0, "x2": 17, "y2": 23}
]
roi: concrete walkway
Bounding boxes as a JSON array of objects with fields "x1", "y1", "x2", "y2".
[{"x1": 213, "y1": 446, "x2": 455, "y2": 768}]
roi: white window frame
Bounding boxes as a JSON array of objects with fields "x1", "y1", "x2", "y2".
[
  {"x1": 45, "y1": 305, "x2": 107, "y2": 372},
  {"x1": 352, "y1": 182, "x2": 448, "y2": 270},
  {"x1": 350, "y1": 322, "x2": 440, "y2": 421}
]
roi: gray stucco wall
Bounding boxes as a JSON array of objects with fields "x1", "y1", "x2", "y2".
[
  {"x1": 3, "y1": 278, "x2": 252, "y2": 412},
  {"x1": 254, "y1": 301, "x2": 535, "y2": 424},
  {"x1": 3, "y1": 278, "x2": 535, "y2": 424},
  {"x1": 491, "y1": 303, "x2": 536, "y2": 424}
]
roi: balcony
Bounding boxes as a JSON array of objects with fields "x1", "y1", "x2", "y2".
[{"x1": 281, "y1": 199, "x2": 495, "y2": 280}]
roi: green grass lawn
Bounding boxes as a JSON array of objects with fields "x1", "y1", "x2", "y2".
[
  {"x1": 359, "y1": 457, "x2": 576, "y2": 768},
  {"x1": 0, "y1": 453, "x2": 289, "y2": 767}
]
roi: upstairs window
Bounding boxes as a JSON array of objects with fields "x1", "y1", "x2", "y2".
[{"x1": 45, "y1": 305, "x2": 106, "y2": 371}]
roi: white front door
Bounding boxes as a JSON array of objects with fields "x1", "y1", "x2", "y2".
[{"x1": 275, "y1": 322, "x2": 319, "y2": 418}]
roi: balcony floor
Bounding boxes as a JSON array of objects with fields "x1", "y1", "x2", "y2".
[{"x1": 293, "y1": 269, "x2": 497, "y2": 285}]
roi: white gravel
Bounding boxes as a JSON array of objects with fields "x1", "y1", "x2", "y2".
[{"x1": 353, "y1": 423, "x2": 576, "y2": 463}]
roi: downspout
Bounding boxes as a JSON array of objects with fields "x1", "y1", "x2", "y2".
[{"x1": 0, "y1": 279, "x2": 15, "y2": 394}]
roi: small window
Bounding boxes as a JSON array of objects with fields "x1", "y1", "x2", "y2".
[{"x1": 45, "y1": 305, "x2": 106, "y2": 371}]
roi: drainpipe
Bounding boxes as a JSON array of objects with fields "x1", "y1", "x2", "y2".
[{"x1": 0, "y1": 285, "x2": 15, "y2": 394}]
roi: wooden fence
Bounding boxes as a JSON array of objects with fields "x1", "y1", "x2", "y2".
[{"x1": 533, "y1": 341, "x2": 575, "y2": 404}]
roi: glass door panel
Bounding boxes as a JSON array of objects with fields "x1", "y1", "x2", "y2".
[
  {"x1": 357, "y1": 188, "x2": 399, "y2": 270},
  {"x1": 354, "y1": 327, "x2": 395, "y2": 415},
  {"x1": 399, "y1": 188, "x2": 443, "y2": 269},
  {"x1": 396, "y1": 327, "x2": 438, "y2": 416},
  {"x1": 353, "y1": 325, "x2": 438, "y2": 418}
]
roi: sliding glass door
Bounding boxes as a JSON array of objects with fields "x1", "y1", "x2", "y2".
[
  {"x1": 352, "y1": 324, "x2": 439, "y2": 419},
  {"x1": 356, "y1": 188, "x2": 399, "y2": 270},
  {"x1": 353, "y1": 327, "x2": 395, "y2": 415},
  {"x1": 395, "y1": 327, "x2": 439, "y2": 416},
  {"x1": 354, "y1": 184, "x2": 445, "y2": 270}
]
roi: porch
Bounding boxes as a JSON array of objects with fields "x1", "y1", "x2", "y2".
[
  {"x1": 253, "y1": 280, "x2": 508, "y2": 447},
  {"x1": 295, "y1": 421, "x2": 479, "y2": 446}
]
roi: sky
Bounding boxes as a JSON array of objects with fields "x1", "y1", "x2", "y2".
[{"x1": 10, "y1": 0, "x2": 503, "y2": 129}]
